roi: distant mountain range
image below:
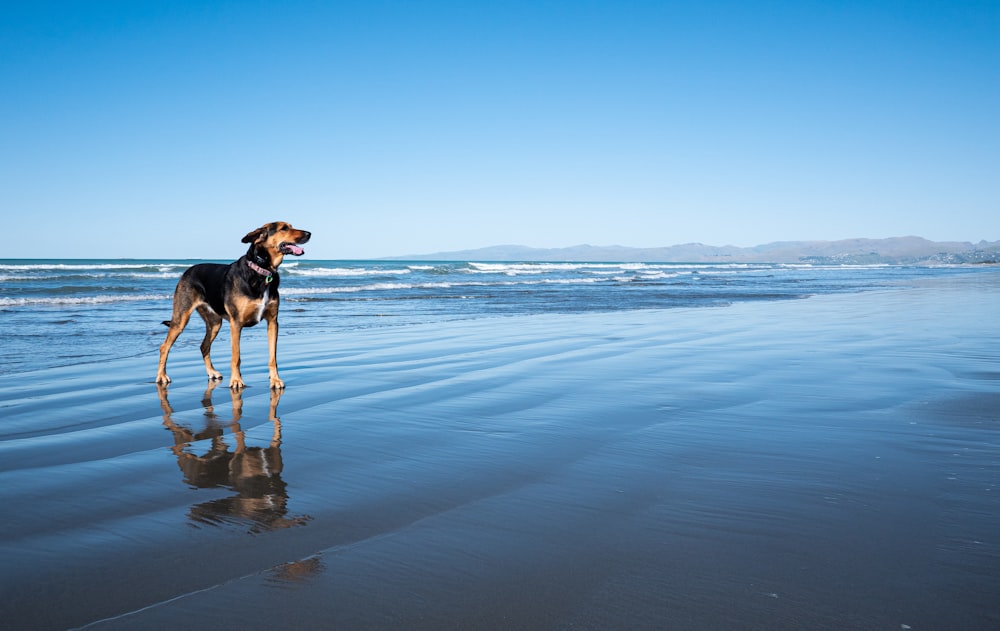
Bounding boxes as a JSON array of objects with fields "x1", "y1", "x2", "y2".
[{"x1": 388, "y1": 237, "x2": 1000, "y2": 264}]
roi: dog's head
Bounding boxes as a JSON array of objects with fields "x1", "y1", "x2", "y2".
[{"x1": 242, "y1": 222, "x2": 311, "y2": 268}]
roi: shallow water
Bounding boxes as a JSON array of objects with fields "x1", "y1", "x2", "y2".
[
  {"x1": 0, "y1": 258, "x2": 986, "y2": 375},
  {"x1": 0, "y1": 270, "x2": 998, "y2": 629}
]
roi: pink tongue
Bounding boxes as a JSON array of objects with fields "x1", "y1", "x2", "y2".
[{"x1": 285, "y1": 244, "x2": 304, "y2": 256}]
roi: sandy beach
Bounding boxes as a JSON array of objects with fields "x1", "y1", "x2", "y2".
[{"x1": 1, "y1": 272, "x2": 998, "y2": 629}]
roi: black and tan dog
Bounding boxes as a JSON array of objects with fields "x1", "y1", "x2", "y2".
[{"x1": 156, "y1": 221, "x2": 311, "y2": 390}]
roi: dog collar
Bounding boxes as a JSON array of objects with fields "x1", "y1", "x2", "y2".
[{"x1": 247, "y1": 259, "x2": 274, "y2": 284}]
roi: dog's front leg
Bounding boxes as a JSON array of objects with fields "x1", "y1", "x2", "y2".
[
  {"x1": 266, "y1": 315, "x2": 284, "y2": 389},
  {"x1": 229, "y1": 320, "x2": 245, "y2": 390}
]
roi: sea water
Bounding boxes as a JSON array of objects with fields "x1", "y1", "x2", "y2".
[{"x1": 0, "y1": 258, "x2": 993, "y2": 375}]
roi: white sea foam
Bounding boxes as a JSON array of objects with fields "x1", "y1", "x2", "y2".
[
  {"x1": 0, "y1": 294, "x2": 172, "y2": 307},
  {"x1": 280, "y1": 276, "x2": 611, "y2": 296},
  {"x1": 0, "y1": 262, "x2": 190, "y2": 272},
  {"x1": 125, "y1": 273, "x2": 183, "y2": 279},
  {"x1": 628, "y1": 271, "x2": 688, "y2": 280},
  {"x1": 465, "y1": 261, "x2": 773, "y2": 275},
  {"x1": 282, "y1": 282, "x2": 480, "y2": 295},
  {"x1": 0, "y1": 275, "x2": 41, "y2": 281},
  {"x1": 469, "y1": 262, "x2": 630, "y2": 273},
  {"x1": 286, "y1": 267, "x2": 412, "y2": 278}
]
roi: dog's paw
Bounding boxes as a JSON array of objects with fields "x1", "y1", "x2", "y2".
[
  {"x1": 156, "y1": 374, "x2": 171, "y2": 385},
  {"x1": 207, "y1": 370, "x2": 223, "y2": 381},
  {"x1": 229, "y1": 377, "x2": 246, "y2": 390},
  {"x1": 270, "y1": 378, "x2": 285, "y2": 390}
]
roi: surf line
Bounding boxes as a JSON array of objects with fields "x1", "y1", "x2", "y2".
[{"x1": 67, "y1": 561, "x2": 280, "y2": 631}]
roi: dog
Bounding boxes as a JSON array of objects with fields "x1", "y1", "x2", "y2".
[{"x1": 156, "y1": 221, "x2": 311, "y2": 390}]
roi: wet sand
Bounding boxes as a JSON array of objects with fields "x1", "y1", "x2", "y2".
[{"x1": 1, "y1": 274, "x2": 998, "y2": 629}]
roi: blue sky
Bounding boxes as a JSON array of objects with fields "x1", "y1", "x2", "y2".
[{"x1": 2, "y1": 0, "x2": 998, "y2": 259}]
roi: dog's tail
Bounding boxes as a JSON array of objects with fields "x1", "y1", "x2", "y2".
[{"x1": 162, "y1": 320, "x2": 173, "y2": 327}]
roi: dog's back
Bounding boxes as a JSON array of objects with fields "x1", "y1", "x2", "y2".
[{"x1": 162, "y1": 263, "x2": 231, "y2": 327}]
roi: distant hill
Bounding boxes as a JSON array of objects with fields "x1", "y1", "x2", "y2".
[{"x1": 387, "y1": 237, "x2": 1000, "y2": 264}]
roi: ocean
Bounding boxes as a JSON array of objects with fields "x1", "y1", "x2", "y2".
[
  {"x1": 0, "y1": 258, "x2": 993, "y2": 376},
  {"x1": 2, "y1": 258, "x2": 999, "y2": 628}
]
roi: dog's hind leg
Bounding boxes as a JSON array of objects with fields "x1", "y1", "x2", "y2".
[
  {"x1": 156, "y1": 303, "x2": 195, "y2": 385},
  {"x1": 197, "y1": 305, "x2": 224, "y2": 381}
]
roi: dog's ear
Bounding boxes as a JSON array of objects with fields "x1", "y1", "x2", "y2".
[{"x1": 242, "y1": 226, "x2": 266, "y2": 244}]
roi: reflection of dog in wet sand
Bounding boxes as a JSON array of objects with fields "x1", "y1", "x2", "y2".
[
  {"x1": 156, "y1": 221, "x2": 311, "y2": 390},
  {"x1": 157, "y1": 381, "x2": 310, "y2": 533}
]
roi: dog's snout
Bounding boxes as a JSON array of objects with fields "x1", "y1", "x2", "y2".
[{"x1": 299, "y1": 230, "x2": 311, "y2": 244}]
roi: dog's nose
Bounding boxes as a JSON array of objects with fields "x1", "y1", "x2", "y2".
[{"x1": 300, "y1": 231, "x2": 311, "y2": 243}]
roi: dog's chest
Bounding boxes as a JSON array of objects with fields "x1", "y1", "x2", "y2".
[
  {"x1": 254, "y1": 286, "x2": 269, "y2": 323},
  {"x1": 230, "y1": 286, "x2": 271, "y2": 326}
]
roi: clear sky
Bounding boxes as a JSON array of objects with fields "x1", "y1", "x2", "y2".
[{"x1": 2, "y1": 0, "x2": 998, "y2": 259}]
